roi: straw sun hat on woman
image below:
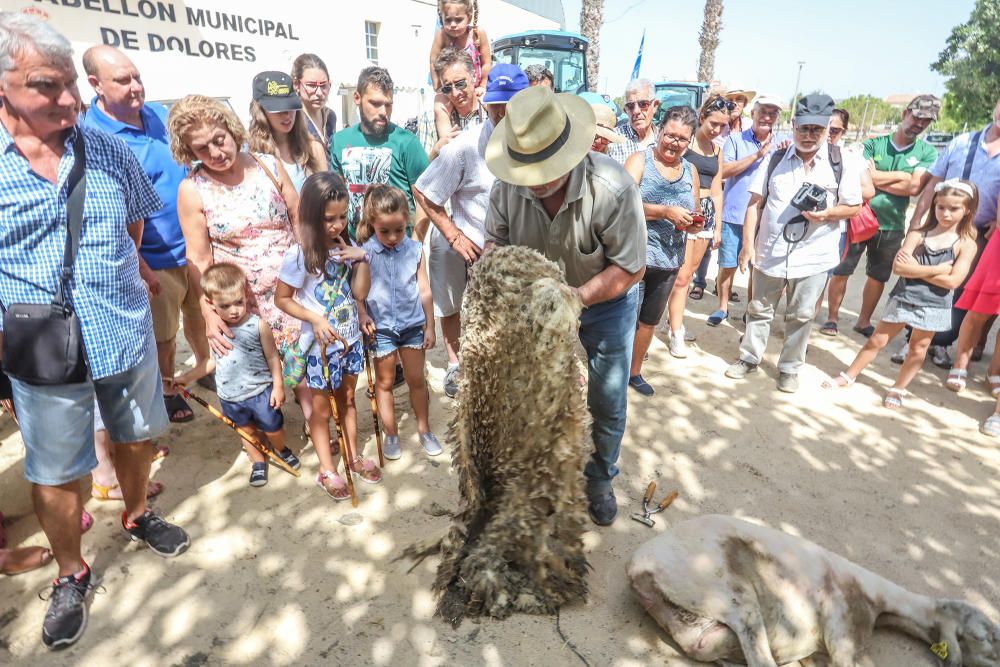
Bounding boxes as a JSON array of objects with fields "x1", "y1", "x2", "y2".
[{"x1": 485, "y1": 86, "x2": 598, "y2": 187}]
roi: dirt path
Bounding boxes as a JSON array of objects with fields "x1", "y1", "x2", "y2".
[{"x1": 2, "y1": 267, "x2": 998, "y2": 666}]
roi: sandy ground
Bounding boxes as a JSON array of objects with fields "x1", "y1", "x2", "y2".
[{"x1": 2, "y1": 263, "x2": 999, "y2": 667}]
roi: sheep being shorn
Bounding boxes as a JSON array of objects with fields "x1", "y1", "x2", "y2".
[
  {"x1": 628, "y1": 515, "x2": 1000, "y2": 667},
  {"x1": 404, "y1": 246, "x2": 591, "y2": 626}
]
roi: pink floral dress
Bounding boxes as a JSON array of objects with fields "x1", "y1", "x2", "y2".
[{"x1": 191, "y1": 153, "x2": 299, "y2": 353}]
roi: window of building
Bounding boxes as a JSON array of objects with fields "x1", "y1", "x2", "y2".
[{"x1": 365, "y1": 21, "x2": 380, "y2": 64}]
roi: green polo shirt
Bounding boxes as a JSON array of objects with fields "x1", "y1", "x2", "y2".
[{"x1": 863, "y1": 134, "x2": 937, "y2": 231}]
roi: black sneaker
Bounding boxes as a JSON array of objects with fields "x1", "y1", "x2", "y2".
[
  {"x1": 122, "y1": 511, "x2": 190, "y2": 558},
  {"x1": 587, "y1": 488, "x2": 618, "y2": 526},
  {"x1": 275, "y1": 448, "x2": 301, "y2": 470},
  {"x1": 41, "y1": 563, "x2": 93, "y2": 650},
  {"x1": 249, "y1": 462, "x2": 268, "y2": 487}
]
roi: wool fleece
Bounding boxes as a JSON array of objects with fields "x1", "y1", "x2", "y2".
[{"x1": 405, "y1": 245, "x2": 591, "y2": 626}]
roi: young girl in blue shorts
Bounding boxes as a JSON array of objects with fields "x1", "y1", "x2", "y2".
[
  {"x1": 275, "y1": 172, "x2": 381, "y2": 501},
  {"x1": 357, "y1": 185, "x2": 442, "y2": 460}
]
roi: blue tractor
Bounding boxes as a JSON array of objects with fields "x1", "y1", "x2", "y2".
[{"x1": 492, "y1": 30, "x2": 589, "y2": 94}]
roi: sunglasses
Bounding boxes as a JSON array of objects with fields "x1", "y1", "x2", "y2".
[
  {"x1": 624, "y1": 99, "x2": 655, "y2": 113},
  {"x1": 828, "y1": 127, "x2": 845, "y2": 136},
  {"x1": 440, "y1": 79, "x2": 469, "y2": 95},
  {"x1": 706, "y1": 97, "x2": 737, "y2": 113}
]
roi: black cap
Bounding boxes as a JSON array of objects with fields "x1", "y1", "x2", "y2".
[
  {"x1": 252, "y1": 71, "x2": 301, "y2": 113},
  {"x1": 795, "y1": 93, "x2": 835, "y2": 126}
]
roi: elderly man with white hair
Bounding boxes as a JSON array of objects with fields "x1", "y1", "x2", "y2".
[
  {"x1": 608, "y1": 78, "x2": 660, "y2": 164},
  {"x1": 706, "y1": 94, "x2": 790, "y2": 327},
  {"x1": 0, "y1": 13, "x2": 189, "y2": 649}
]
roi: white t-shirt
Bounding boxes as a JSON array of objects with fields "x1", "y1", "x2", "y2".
[
  {"x1": 748, "y1": 144, "x2": 863, "y2": 279},
  {"x1": 278, "y1": 245, "x2": 361, "y2": 355}
]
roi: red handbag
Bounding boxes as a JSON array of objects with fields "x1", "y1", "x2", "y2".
[{"x1": 848, "y1": 203, "x2": 879, "y2": 244}]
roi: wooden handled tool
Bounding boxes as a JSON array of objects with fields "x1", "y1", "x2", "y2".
[
  {"x1": 179, "y1": 388, "x2": 300, "y2": 477},
  {"x1": 321, "y1": 346, "x2": 358, "y2": 507},
  {"x1": 362, "y1": 340, "x2": 384, "y2": 467}
]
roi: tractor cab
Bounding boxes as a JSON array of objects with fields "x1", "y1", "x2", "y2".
[{"x1": 492, "y1": 30, "x2": 589, "y2": 94}]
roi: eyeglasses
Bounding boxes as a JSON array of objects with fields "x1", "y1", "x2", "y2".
[
  {"x1": 624, "y1": 99, "x2": 655, "y2": 113},
  {"x1": 828, "y1": 127, "x2": 845, "y2": 136},
  {"x1": 706, "y1": 97, "x2": 736, "y2": 113},
  {"x1": 661, "y1": 133, "x2": 691, "y2": 146},
  {"x1": 300, "y1": 81, "x2": 331, "y2": 92},
  {"x1": 794, "y1": 125, "x2": 826, "y2": 136},
  {"x1": 440, "y1": 79, "x2": 469, "y2": 95}
]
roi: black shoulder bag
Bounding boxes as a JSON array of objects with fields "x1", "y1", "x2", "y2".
[{"x1": 1, "y1": 131, "x2": 88, "y2": 385}]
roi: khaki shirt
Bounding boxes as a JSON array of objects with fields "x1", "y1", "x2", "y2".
[{"x1": 485, "y1": 152, "x2": 646, "y2": 288}]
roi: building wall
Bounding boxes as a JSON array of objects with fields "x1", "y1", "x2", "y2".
[{"x1": 14, "y1": 0, "x2": 559, "y2": 126}]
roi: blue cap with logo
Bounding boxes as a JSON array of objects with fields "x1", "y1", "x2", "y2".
[{"x1": 483, "y1": 64, "x2": 529, "y2": 104}]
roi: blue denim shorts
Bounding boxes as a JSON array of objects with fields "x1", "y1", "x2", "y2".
[
  {"x1": 718, "y1": 221, "x2": 744, "y2": 269},
  {"x1": 10, "y1": 335, "x2": 167, "y2": 485},
  {"x1": 305, "y1": 339, "x2": 364, "y2": 390},
  {"x1": 220, "y1": 386, "x2": 284, "y2": 432},
  {"x1": 373, "y1": 325, "x2": 424, "y2": 358}
]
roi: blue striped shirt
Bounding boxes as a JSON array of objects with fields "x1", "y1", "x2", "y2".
[{"x1": 0, "y1": 124, "x2": 162, "y2": 379}]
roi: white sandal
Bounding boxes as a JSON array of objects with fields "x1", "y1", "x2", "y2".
[
  {"x1": 982, "y1": 413, "x2": 1000, "y2": 437},
  {"x1": 822, "y1": 371, "x2": 855, "y2": 389},
  {"x1": 945, "y1": 368, "x2": 967, "y2": 392},
  {"x1": 987, "y1": 375, "x2": 1000, "y2": 397},
  {"x1": 883, "y1": 388, "x2": 906, "y2": 409}
]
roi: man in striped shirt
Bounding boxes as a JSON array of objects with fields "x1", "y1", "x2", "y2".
[{"x1": 413, "y1": 64, "x2": 529, "y2": 399}]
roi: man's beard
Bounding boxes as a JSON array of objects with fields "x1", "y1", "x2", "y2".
[{"x1": 360, "y1": 114, "x2": 389, "y2": 138}]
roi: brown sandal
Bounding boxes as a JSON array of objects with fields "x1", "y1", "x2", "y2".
[
  {"x1": 92, "y1": 481, "x2": 164, "y2": 501},
  {"x1": 0, "y1": 546, "x2": 53, "y2": 576}
]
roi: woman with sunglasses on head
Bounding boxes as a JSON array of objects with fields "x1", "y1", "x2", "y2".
[
  {"x1": 623, "y1": 106, "x2": 702, "y2": 395},
  {"x1": 713, "y1": 89, "x2": 754, "y2": 148},
  {"x1": 291, "y1": 53, "x2": 338, "y2": 153},
  {"x1": 687, "y1": 96, "x2": 729, "y2": 305}
]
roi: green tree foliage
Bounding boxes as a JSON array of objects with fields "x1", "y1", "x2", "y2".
[
  {"x1": 932, "y1": 0, "x2": 1000, "y2": 127},
  {"x1": 835, "y1": 95, "x2": 901, "y2": 134}
]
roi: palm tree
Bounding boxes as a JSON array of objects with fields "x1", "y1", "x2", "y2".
[
  {"x1": 580, "y1": 0, "x2": 604, "y2": 92},
  {"x1": 697, "y1": 0, "x2": 724, "y2": 84}
]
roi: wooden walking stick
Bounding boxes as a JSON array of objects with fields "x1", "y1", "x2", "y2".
[
  {"x1": 362, "y1": 339, "x2": 385, "y2": 467},
  {"x1": 321, "y1": 346, "x2": 358, "y2": 507},
  {"x1": 179, "y1": 387, "x2": 300, "y2": 477}
]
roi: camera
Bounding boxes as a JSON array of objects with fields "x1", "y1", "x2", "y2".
[
  {"x1": 790, "y1": 182, "x2": 828, "y2": 213},
  {"x1": 783, "y1": 183, "x2": 828, "y2": 244}
]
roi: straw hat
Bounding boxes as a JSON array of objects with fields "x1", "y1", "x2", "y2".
[
  {"x1": 486, "y1": 86, "x2": 597, "y2": 186},
  {"x1": 591, "y1": 104, "x2": 624, "y2": 144},
  {"x1": 724, "y1": 89, "x2": 757, "y2": 105}
]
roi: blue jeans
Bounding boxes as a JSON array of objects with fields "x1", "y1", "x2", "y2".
[{"x1": 578, "y1": 284, "x2": 639, "y2": 491}]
